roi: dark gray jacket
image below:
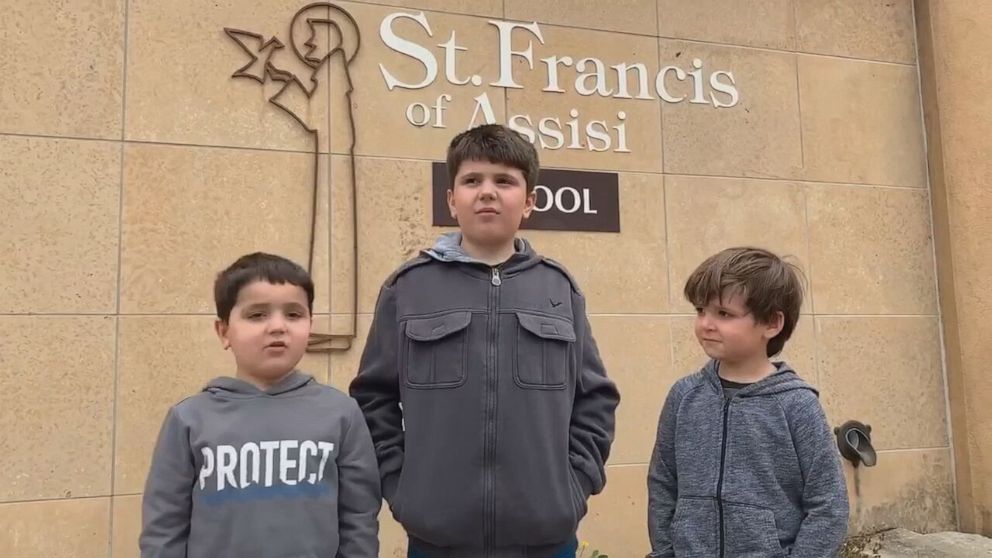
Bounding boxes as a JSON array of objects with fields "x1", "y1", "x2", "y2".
[
  {"x1": 140, "y1": 372, "x2": 381, "y2": 558},
  {"x1": 350, "y1": 234, "x2": 620, "y2": 553},
  {"x1": 648, "y1": 361, "x2": 848, "y2": 557}
]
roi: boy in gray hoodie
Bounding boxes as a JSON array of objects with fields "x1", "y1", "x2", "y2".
[
  {"x1": 350, "y1": 124, "x2": 620, "y2": 557},
  {"x1": 139, "y1": 253, "x2": 381, "y2": 558},
  {"x1": 647, "y1": 247, "x2": 849, "y2": 557}
]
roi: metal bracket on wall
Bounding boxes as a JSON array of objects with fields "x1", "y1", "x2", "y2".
[{"x1": 224, "y1": 2, "x2": 361, "y2": 352}]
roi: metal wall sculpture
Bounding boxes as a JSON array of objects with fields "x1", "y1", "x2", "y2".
[{"x1": 224, "y1": 2, "x2": 360, "y2": 351}]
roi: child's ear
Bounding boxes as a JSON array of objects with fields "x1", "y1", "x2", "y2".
[
  {"x1": 522, "y1": 188, "x2": 536, "y2": 219},
  {"x1": 763, "y1": 311, "x2": 785, "y2": 339},
  {"x1": 215, "y1": 319, "x2": 231, "y2": 350},
  {"x1": 446, "y1": 188, "x2": 457, "y2": 219}
]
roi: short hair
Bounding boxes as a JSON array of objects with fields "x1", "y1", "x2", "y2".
[
  {"x1": 446, "y1": 124, "x2": 540, "y2": 193},
  {"x1": 213, "y1": 253, "x2": 314, "y2": 322},
  {"x1": 684, "y1": 247, "x2": 806, "y2": 357}
]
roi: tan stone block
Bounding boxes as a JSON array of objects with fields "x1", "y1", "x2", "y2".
[
  {"x1": 578, "y1": 464, "x2": 650, "y2": 558},
  {"x1": 126, "y1": 1, "x2": 335, "y2": 151},
  {"x1": 0, "y1": 498, "x2": 110, "y2": 558},
  {"x1": 526, "y1": 172, "x2": 667, "y2": 314},
  {"x1": 817, "y1": 317, "x2": 947, "y2": 451},
  {"x1": 120, "y1": 144, "x2": 330, "y2": 314},
  {"x1": 591, "y1": 317, "x2": 674, "y2": 466},
  {"x1": 799, "y1": 56, "x2": 927, "y2": 187},
  {"x1": 918, "y1": 0, "x2": 992, "y2": 534},
  {"x1": 665, "y1": 175, "x2": 809, "y2": 311},
  {"x1": 332, "y1": 2, "x2": 507, "y2": 159},
  {"x1": 0, "y1": 0, "x2": 124, "y2": 138},
  {"x1": 0, "y1": 137, "x2": 120, "y2": 313},
  {"x1": 329, "y1": 314, "x2": 375, "y2": 392},
  {"x1": 506, "y1": 0, "x2": 657, "y2": 35},
  {"x1": 0, "y1": 317, "x2": 115, "y2": 502},
  {"x1": 660, "y1": 40, "x2": 803, "y2": 179},
  {"x1": 844, "y1": 449, "x2": 955, "y2": 534},
  {"x1": 505, "y1": 26, "x2": 663, "y2": 173},
  {"x1": 114, "y1": 315, "x2": 331, "y2": 494},
  {"x1": 339, "y1": 156, "x2": 441, "y2": 314},
  {"x1": 671, "y1": 315, "x2": 818, "y2": 385},
  {"x1": 112, "y1": 495, "x2": 141, "y2": 558},
  {"x1": 806, "y1": 185, "x2": 937, "y2": 315},
  {"x1": 797, "y1": 0, "x2": 917, "y2": 64},
  {"x1": 379, "y1": 506, "x2": 409, "y2": 558},
  {"x1": 359, "y1": 0, "x2": 501, "y2": 17},
  {"x1": 657, "y1": 0, "x2": 796, "y2": 50}
]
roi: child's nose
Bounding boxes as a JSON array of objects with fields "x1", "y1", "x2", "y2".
[
  {"x1": 267, "y1": 314, "x2": 288, "y2": 332},
  {"x1": 698, "y1": 313, "x2": 715, "y2": 330}
]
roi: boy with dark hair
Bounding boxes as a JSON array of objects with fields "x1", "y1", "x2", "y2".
[
  {"x1": 350, "y1": 124, "x2": 620, "y2": 558},
  {"x1": 140, "y1": 252, "x2": 381, "y2": 558},
  {"x1": 647, "y1": 247, "x2": 848, "y2": 557}
]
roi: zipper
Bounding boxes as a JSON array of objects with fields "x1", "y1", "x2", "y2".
[
  {"x1": 484, "y1": 265, "x2": 501, "y2": 552},
  {"x1": 717, "y1": 398, "x2": 731, "y2": 557}
]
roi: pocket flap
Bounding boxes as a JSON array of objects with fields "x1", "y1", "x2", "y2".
[
  {"x1": 405, "y1": 311, "x2": 472, "y2": 341},
  {"x1": 515, "y1": 312, "x2": 576, "y2": 342}
]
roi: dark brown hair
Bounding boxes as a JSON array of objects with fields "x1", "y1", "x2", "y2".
[
  {"x1": 214, "y1": 253, "x2": 314, "y2": 323},
  {"x1": 446, "y1": 124, "x2": 540, "y2": 193},
  {"x1": 684, "y1": 246, "x2": 806, "y2": 357}
]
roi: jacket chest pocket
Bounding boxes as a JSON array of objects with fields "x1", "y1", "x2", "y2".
[
  {"x1": 513, "y1": 312, "x2": 575, "y2": 390},
  {"x1": 402, "y1": 311, "x2": 472, "y2": 389}
]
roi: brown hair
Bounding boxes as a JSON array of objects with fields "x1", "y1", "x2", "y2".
[
  {"x1": 446, "y1": 124, "x2": 540, "y2": 193},
  {"x1": 214, "y1": 252, "x2": 314, "y2": 323},
  {"x1": 683, "y1": 246, "x2": 806, "y2": 357}
]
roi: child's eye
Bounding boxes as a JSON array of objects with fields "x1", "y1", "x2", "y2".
[
  {"x1": 694, "y1": 307, "x2": 704, "y2": 315},
  {"x1": 718, "y1": 310, "x2": 732, "y2": 318},
  {"x1": 247, "y1": 312, "x2": 266, "y2": 320}
]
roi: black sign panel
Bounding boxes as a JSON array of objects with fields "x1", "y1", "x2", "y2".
[{"x1": 431, "y1": 163, "x2": 620, "y2": 232}]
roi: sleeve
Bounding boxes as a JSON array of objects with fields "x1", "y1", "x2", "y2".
[
  {"x1": 348, "y1": 283, "x2": 405, "y2": 505},
  {"x1": 335, "y1": 400, "x2": 383, "y2": 558},
  {"x1": 646, "y1": 383, "x2": 683, "y2": 558},
  {"x1": 567, "y1": 290, "x2": 621, "y2": 499},
  {"x1": 787, "y1": 393, "x2": 850, "y2": 558},
  {"x1": 139, "y1": 406, "x2": 194, "y2": 558}
]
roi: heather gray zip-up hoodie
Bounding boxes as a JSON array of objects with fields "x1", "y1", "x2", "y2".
[
  {"x1": 647, "y1": 360, "x2": 848, "y2": 558},
  {"x1": 140, "y1": 372, "x2": 381, "y2": 558},
  {"x1": 350, "y1": 233, "x2": 619, "y2": 555}
]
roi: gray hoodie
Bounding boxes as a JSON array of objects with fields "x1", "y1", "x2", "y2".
[
  {"x1": 647, "y1": 360, "x2": 849, "y2": 558},
  {"x1": 350, "y1": 233, "x2": 620, "y2": 555},
  {"x1": 139, "y1": 372, "x2": 381, "y2": 558}
]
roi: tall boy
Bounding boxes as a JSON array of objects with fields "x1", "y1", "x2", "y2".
[
  {"x1": 350, "y1": 124, "x2": 620, "y2": 557},
  {"x1": 647, "y1": 247, "x2": 848, "y2": 557},
  {"x1": 140, "y1": 253, "x2": 381, "y2": 558}
]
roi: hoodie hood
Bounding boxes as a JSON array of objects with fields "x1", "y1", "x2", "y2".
[
  {"x1": 203, "y1": 370, "x2": 314, "y2": 398},
  {"x1": 701, "y1": 359, "x2": 817, "y2": 398},
  {"x1": 423, "y1": 232, "x2": 541, "y2": 273}
]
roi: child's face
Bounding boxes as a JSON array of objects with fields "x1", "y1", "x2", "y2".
[
  {"x1": 447, "y1": 159, "x2": 535, "y2": 249},
  {"x1": 215, "y1": 280, "x2": 312, "y2": 386},
  {"x1": 693, "y1": 292, "x2": 783, "y2": 363}
]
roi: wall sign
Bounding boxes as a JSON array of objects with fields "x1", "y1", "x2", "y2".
[
  {"x1": 431, "y1": 163, "x2": 621, "y2": 232},
  {"x1": 380, "y1": 12, "x2": 742, "y2": 155}
]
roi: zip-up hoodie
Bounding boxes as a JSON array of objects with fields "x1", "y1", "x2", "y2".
[
  {"x1": 350, "y1": 233, "x2": 620, "y2": 555},
  {"x1": 647, "y1": 360, "x2": 849, "y2": 557},
  {"x1": 140, "y1": 372, "x2": 381, "y2": 558}
]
